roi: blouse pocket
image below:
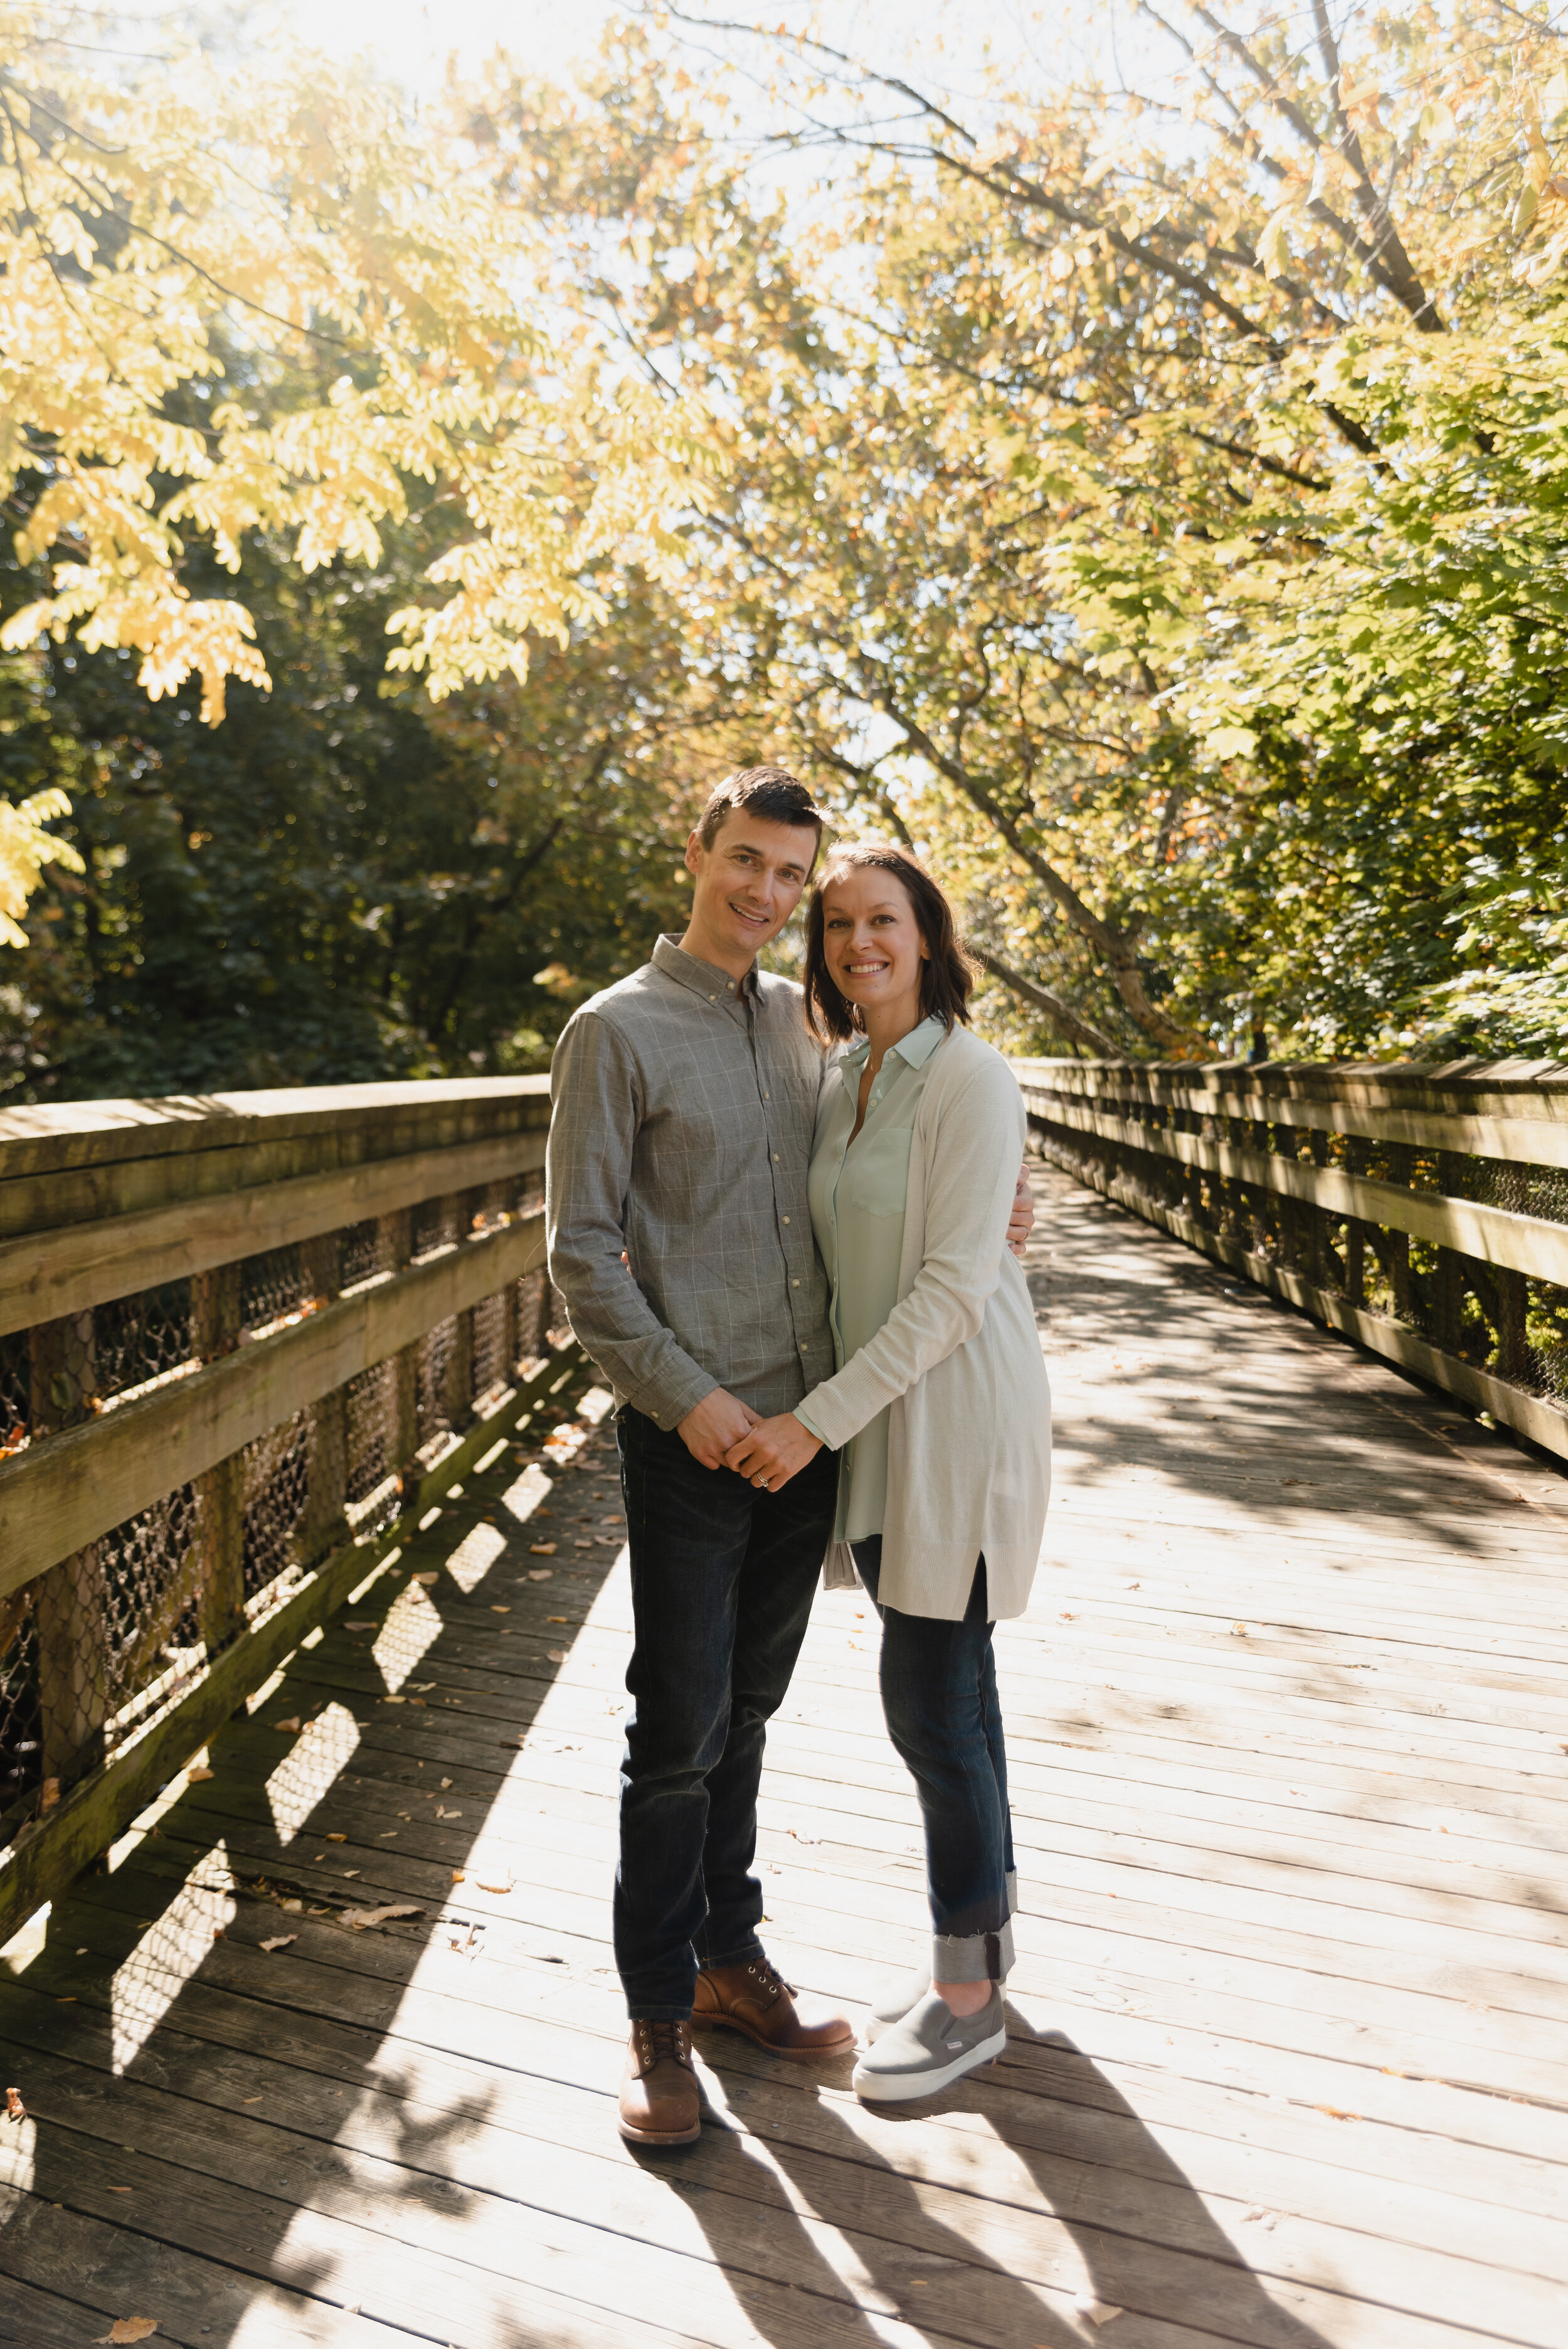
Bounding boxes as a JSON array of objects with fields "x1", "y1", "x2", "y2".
[{"x1": 847, "y1": 1121, "x2": 916, "y2": 1216}]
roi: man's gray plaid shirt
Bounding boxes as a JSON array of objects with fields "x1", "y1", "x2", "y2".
[{"x1": 546, "y1": 934, "x2": 836, "y2": 1430}]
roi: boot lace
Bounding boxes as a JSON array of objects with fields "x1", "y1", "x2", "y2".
[{"x1": 635, "y1": 2018, "x2": 693, "y2": 2072}]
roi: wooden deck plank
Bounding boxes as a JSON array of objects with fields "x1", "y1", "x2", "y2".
[{"x1": 3, "y1": 1165, "x2": 1566, "y2": 2349}]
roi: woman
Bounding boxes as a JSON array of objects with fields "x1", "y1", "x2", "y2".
[{"x1": 725, "y1": 842, "x2": 1051, "y2": 2102}]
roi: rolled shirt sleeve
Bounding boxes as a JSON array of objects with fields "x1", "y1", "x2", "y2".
[{"x1": 546, "y1": 1008, "x2": 718, "y2": 1429}]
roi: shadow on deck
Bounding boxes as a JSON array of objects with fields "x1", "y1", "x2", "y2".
[{"x1": 2, "y1": 1168, "x2": 1565, "y2": 2349}]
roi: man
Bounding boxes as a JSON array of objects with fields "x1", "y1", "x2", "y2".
[{"x1": 546, "y1": 765, "x2": 1032, "y2": 2146}]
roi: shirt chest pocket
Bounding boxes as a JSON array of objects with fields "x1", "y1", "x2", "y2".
[{"x1": 847, "y1": 1121, "x2": 916, "y2": 1217}]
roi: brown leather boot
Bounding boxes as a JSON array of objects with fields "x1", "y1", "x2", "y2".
[
  {"x1": 618, "y1": 2020, "x2": 700, "y2": 2146},
  {"x1": 694, "y1": 1955, "x2": 854, "y2": 2057}
]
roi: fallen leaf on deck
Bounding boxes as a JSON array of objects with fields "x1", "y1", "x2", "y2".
[
  {"x1": 1314, "y1": 2103, "x2": 1359, "y2": 2120},
  {"x1": 93, "y1": 2320, "x2": 156, "y2": 2340},
  {"x1": 341, "y1": 1904, "x2": 422, "y2": 1931},
  {"x1": 242, "y1": 2094, "x2": 263, "y2": 2103},
  {"x1": 381, "y1": 1695, "x2": 406, "y2": 1705},
  {"x1": 4, "y1": 2086, "x2": 24, "y2": 2121},
  {"x1": 529, "y1": 1543, "x2": 557, "y2": 1556},
  {"x1": 280, "y1": 1899, "x2": 303, "y2": 1914},
  {"x1": 413, "y1": 1571, "x2": 440, "y2": 1586},
  {"x1": 477, "y1": 1879, "x2": 514, "y2": 1895},
  {"x1": 326, "y1": 1832, "x2": 347, "y2": 1843},
  {"x1": 548, "y1": 1649, "x2": 567, "y2": 1662},
  {"x1": 451, "y1": 1869, "x2": 466, "y2": 1884},
  {"x1": 572, "y1": 1538, "x2": 592, "y2": 1549},
  {"x1": 527, "y1": 1567, "x2": 553, "y2": 1580},
  {"x1": 1073, "y1": 2296, "x2": 1122, "y2": 2326},
  {"x1": 186, "y1": 1767, "x2": 214, "y2": 1783},
  {"x1": 107, "y1": 2185, "x2": 132, "y2": 2192},
  {"x1": 259, "y1": 1934, "x2": 297, "y2": 1954},
  {"x1": 434, "y1": 1806, "x2": 462, "y2": 1819},
  {"x1": 1230, "y1": 1622, "x2": 1248, "y2": 1636},
  {"x1": 490, "y1": 1605, "x2": 511, "y2": 1613},
  {"x1": 275, "y1": 1717, "x2": 301, "y2": 1732},
  {"x1": 546, "y1": 1615, "x2": 567, "y2": 1623}
]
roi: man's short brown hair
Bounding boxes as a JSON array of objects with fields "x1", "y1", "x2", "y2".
[{"x1": 697, "y1": 765, "x2": 825, "y2": 856}]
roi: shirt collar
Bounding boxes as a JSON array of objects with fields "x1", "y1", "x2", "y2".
[
  {"x1": 652, "y1": 932, "x2": 756, "y2": 1003},
  {"x1": 844, "y1": 1012, "x2": 947, "y2": 1069}
]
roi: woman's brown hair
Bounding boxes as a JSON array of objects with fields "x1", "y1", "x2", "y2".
[{"x1": 803, "y1": 842, "x2": 977, "y2": 1042}]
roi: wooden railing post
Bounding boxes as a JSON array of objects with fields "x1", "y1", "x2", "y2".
[
  {"x1": 296, "y1": 1229, "x2": 346, "y2": 1569},
  {"x1": 193, "y1": 1265, "x2": 246, "y2": 1651},
  {"x1": 378, "y1": 1207, "x2": 419, "y2": 1475},
  {"x1": 443, "y1": 1191, "x2": 479, "y2": 1428},
  {"x1": 1433, "y1": 1152, "x2": 1466, "y2": 1356},
  {"x1": 29, "y1": 1312, "x2": 105, "y2": 1784}
]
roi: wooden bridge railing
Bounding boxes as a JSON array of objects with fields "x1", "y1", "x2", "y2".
[
  {"x1": 0, "y1": 1078, "x2": 589, "y2": 1943},
  {"x1": 1017, "y1": 1054, "x2": 1568, "y2": 1465}
]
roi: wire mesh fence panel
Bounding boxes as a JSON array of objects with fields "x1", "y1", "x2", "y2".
[
  {"x1": 0, "y1": 1329, "x2": 26, "y2": 1456},
  {"x1": 241, "y1": 1243, "x2": 309, "y2": 1335},
  {"x1": 94, "y1": 1281, "x2": 196, "y2": 1407},
  {"x1": 417, "y1": 1315, "x2": 459, "y2": 1445},
  {"x1": 242, "y1": 1412, "x2": 311, "y2": 1604},
  {"x1": 1019, "y1": 1060, "x2": 1568, "y2": 1453},
  {"x1": 0, "y1": 1077, "x2": 558, "y2": 1924},
  {"x1": 0, "y1": 1611, "x2": 40, "y2": 1816},
  {"x1": 472, "y1": 1290, "x2": 509, "y2": 1402}
]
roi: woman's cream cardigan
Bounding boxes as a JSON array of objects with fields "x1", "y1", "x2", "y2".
[{"x1": 798, "y1": 1022, "x2": 1052, "y2": 1621}]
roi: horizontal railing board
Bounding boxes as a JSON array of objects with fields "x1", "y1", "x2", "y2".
[
  {"x1": 0, "y1": 1344, "x2": 591, "y2": 1944},
  {"x1": 0, "y1": 1212, "x2": 548, "y2": 1596},
  {"x1": 1014, "y1": 1054, "x2": 1568, "y2": 1104},
  {"x1": 0, "y1": 1074, "x2": 552, "y2": 1189},
  {"x1": 1030, "y1": 1137, "x2": 1568, "y2": 1468},
  {"x1": 1014, "y1": 1063, "x2": 1568, "y2": 1169},
  {"x1": 1017, "y1": 1078, "x2": 1568, "y2": 1175},
  {"x1": 1024, "y1": 1096, "x2": 1568, "y2": 1285},
  {"x1": 0, "y1": 1128, "x2": 548, "y2": 1337}
]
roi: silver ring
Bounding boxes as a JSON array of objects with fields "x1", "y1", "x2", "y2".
[{"x1": 755, "y1": 1476, "x2": 769, "y2": 1490}]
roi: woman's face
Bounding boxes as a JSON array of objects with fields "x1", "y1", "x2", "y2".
[{"x1": 820, "y1": 864, "x2": 929, "y2": 1031}]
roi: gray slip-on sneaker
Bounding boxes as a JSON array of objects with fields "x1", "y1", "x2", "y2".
[
  {"x1": 852, "y1": 1987, "x2": 1005, "y2": 2102},
  {"x1": 864, "y1": 1962, "x2": 930, "y2": 2045}
]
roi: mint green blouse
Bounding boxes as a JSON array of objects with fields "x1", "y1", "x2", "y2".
[{"x1": 798, "y1": 1014, "x2": 948, "y2": 1540}]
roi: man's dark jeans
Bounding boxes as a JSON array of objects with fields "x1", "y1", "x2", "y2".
[{"x1": 615, "y1": 1406, "x2": 838, "y2": 2019}]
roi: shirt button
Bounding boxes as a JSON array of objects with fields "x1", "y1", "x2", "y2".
[
  {"x1": 781, "y1": 1216, "x2": 790, "y2": 1225},
  {"x1": 707, "y1": 994, "x2": 717, "y2": 1002},
  {"x1": 772, "y1": 1153, "x2": 780, "y2": 1162},
  {"x1": 762, "y1": 1091, "x2": 770, "y2": 1100},
  {"x1": 792, "y1": 1278, "x2": 800, "y2": 1288},
  {"x1": 798, "y1": 1342, "x2": 807, "y2": 1352}
]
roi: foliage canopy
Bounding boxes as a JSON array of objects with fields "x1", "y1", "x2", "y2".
[{"x1": 4, "y1": 2, "x2": 1567, "y2": 1079}]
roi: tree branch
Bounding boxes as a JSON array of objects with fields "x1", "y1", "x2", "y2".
[
  {"x1": 846, "y1": 656, "x2": 1204, "y2": 1051},
  {"x1": 973, "y1": 948, "x2": 1120, "y2": 1054}
]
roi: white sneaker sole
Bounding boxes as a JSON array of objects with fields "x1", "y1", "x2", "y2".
[{"x1": 851, "y1": 2025, "x2": 1006, "y2": 2102}]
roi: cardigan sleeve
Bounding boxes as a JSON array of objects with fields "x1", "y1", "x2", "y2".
[{"x1": 794, "y1": 1051, "x2": 1024, "y2": 1453}]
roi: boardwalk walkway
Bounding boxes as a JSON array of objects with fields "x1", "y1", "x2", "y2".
[{"x1": 3, "y1": 1166, "x2": 1567, "y2": 2349}]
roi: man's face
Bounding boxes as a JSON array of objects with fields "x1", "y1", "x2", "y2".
[{"x1": 684, "y1": 811, "x2": 820, "y2": 969}]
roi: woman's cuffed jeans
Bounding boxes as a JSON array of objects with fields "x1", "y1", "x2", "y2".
[
  {"x1": 854, "y1": 1537, "x2": 1017, "y2": 1984},
  {"x1": 614, "y1": 1407, "x2": 839, "y2": 2020}
]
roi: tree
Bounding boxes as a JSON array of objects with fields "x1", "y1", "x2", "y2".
[
  {"x1": 0, "y1": 6, "x2": 712, "y2": 933},
  {"x1": 627, "y1": 1, "x2": 1568, "y2": 1055}
]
